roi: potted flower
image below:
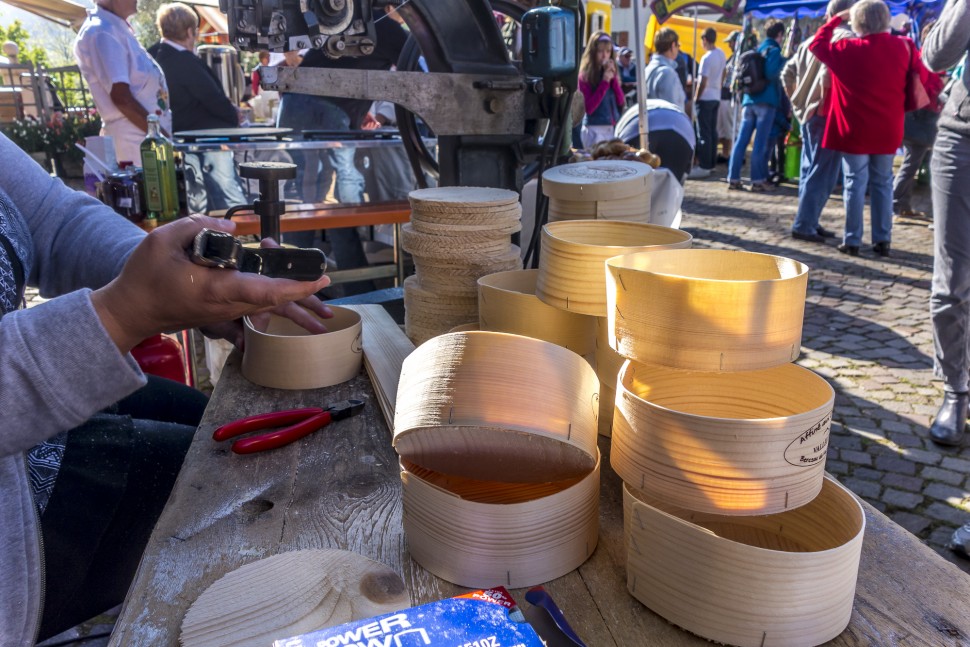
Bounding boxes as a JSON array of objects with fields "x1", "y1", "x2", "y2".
[
  {"x1": 1, "y1": 115, "x2": 52, "y2": 169},
  {"x1": 1, "y1": 109, "x2": 102, "y2": 177},
  {"x1": 46, "y1": 110, "x2": 102, "y2": 178}
]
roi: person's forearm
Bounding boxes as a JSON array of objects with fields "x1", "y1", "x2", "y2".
[
  {"x1": 110, "y1": 83, "x2": 150, "y2": 134},
  {"x1": 694, "y1": 77, "x2": 709, "y2": 102},
  {"x1": 923, "y1": 0, "x2": 970, "y2": 72}
]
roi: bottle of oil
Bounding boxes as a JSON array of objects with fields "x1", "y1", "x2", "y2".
[{"x1": 140, "y1": 113, "x2": 179, "y2": 224}]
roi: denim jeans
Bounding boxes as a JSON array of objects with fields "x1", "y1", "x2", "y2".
[
  {"x1": 696, "y1": 100, "x2": 719, "y2": 170},
  {"x1": 182, "y1": 151, "x2": 247, "y2": 213},
  {"x1": 842, "y1": 152, "x2": 894, "y2": 247},
  {"x1": 930, "y1": 128, "x2": 970, "y2": 392},
  {"x1": 277, "y1": 93, "x2": 373, "y2": 293},
  {"x1": 729, "y1": 103, "x2": 775, "y2": 184},
  {"x1": 792, "y1": 115, "x2": 842, "y2": 235}
]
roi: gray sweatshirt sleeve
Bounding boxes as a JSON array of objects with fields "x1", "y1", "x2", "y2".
[
  {"x1": 922, "y1": 0, "x2": 970, "y2": 72},
  {"x1": 0, "y1": 136, "x2": 147, "y2": 455}
]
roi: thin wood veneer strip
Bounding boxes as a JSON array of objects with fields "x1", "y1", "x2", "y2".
[
  {"x1": 478, "y1": 269, "x2": 596, "y2": 356},
  {"x1": 344, "y1": 305, "x2": 415, "y2": 432},
  {"x1": 536, "y1": 220, "x2": 692, "y2": 317},
  {"x1": 606, "y1": 248, "x2": 808, "y2": 371},
  {"x1": 393, "y1": 331, "x2": 599, "y2": 483},
  {"x1": 401, "y1": 452, "x2": 600, "y2": 589},
  {"x1": 241, "y1": 306, "x2": 362, "y2": 391},
  {"x1": 611, "y1": 359, "x2": 834, "y2": 515},
  {"x1": 623, "y1": 476, "x2": 865, "y2": 647}
]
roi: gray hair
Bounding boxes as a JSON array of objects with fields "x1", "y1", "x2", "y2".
[
  {"x1": 826, "y1": 0, "x2": 855, "y2": 19},
  {"x1": 850, "y1": 0, "x2": 891, "y2": 35}
]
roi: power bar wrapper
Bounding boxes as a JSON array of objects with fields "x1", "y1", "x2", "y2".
[{"x1": 274, "y1": 587, "x2": 545, "y2": 647}]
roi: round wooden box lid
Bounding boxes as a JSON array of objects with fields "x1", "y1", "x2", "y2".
[
  {"x1": 242, "y1": 306, "x2": 362, "y2": 390},
  {"x1": 542, "y1": 160, "x2": 653, "y2": 202},
  {"x1": 393, "y1": 331, "x2": 600, "y2": 483},
  {"x1": 611, "y1": 359, "x2": 834, "y2": 515},
  {"x1": 607, "y1": 248, "x2": 809, "y2": 371},
  {"x1": 536, "y1": 220, "x2": 692, "y2": 317},
  {"x1": 624, "y1": 476, "x2": 864, "y2": 647}
]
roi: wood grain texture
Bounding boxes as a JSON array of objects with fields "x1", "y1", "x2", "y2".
[
  {"x1": 110, "y1": 361, "x2": 970, "y2": 647},
  {"x1": 611, "y1": 359, "x2": 835, "y2": 515},
  {"x1": 241, "y1": 307, "x2": 362, "y2": 391},
  {"x1": 346, "y1": 305, "x2": 414, "y2": 432},
  {"x1": 624, "y1": 477, "x2": 864, "y2": 647},
  {"x1": 606, "y1": 248, "x2": 809, "y2": 371}
]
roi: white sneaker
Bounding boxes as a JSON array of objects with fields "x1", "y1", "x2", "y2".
[{"x1": 688, "y1": 166, "x2": 712, "y2": 179}]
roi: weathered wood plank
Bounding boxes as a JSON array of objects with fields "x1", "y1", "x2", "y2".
[{"x1": 110, "y1": 352, "x2": 970, "y2": 647}]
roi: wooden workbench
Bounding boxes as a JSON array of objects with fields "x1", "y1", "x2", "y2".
[
  {"x1": 225, "y1": 200, "x2": 411, "y2": 237},
  {"x1": 109, "y1": 327, "x2": 970, "y2": 646}
]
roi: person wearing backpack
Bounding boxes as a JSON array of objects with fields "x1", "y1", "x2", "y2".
[{"x1": 727, "y1": 19, "x2": 787, "y2": 191}]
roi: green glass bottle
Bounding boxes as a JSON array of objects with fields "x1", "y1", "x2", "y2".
[{"x1": 140, "y1": 113, "x2": 179, "y2": 223}]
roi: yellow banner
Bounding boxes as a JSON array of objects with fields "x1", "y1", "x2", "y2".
[{"x1": 650, "y1": 0, "x2": 740, "y2": 23}]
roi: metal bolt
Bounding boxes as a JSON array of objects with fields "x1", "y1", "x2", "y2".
[
  {"x1": 311, "y1": 35, "x2": 326, "y2": 49},
  {"x1": 360, "y1": 41, "x2": 374, "y2": 55},
  {"x1": 352, "y1": 19, "x2": 364, "y2": 31},
  {"x1": 485, "y1": 98, "x2": 501, "y2": 114},
  {"x1": 237, "y1": 18, "x2": 249, "y2": 30},
  {"x1": 334, "y1": 39, "x2": 346, "y2": 51}
]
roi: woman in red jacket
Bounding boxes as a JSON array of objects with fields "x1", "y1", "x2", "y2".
[{"x1": 809, "y1": 0, "x2": 910, "y2": 257}]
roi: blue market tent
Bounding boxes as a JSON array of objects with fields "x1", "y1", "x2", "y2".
[{"x1": 744, "y1": 0, "x2": 944, "y2": 19}]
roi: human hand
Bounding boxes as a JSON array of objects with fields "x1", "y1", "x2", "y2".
[
  {"x1": 835, "y1": 9, "x2": 851, "y2": 20},
  {"x1": 361, "y1": 112, "x2": 381, "y2": 130},
  {"x1": 603, "y1": 61, "x2": 616, "y2": 82},
  {"x1": 200, "y1": 236, "x2": 335, "y2": 347},
  {"x1": 91, "y1": 216, "x2": 332, "y2": 354}
]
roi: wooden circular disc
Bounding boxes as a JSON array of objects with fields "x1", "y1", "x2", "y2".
[
  {"x1": 611, "y1": 359, "x2": 834, "y2": 515},
  {"x1": 402, "y1": 223, "x2": 511, "y2": 260},
  {"x1": 401, "y1": 452, "x2": 600, "y2": 589},
  {"x1": 410, "y1": 213, "x2": 521, "y2": 235},
  {"x1": 404, "y1": 276, "x2": 478, "y2": 344},
  {"x1": 242, "y1": 306, "x2": 362, "y2": 390},
  {"x1": 413, "y1": 246, "x2": 522, "y2": 296},
  {"x1": 409, "y1": 186, "x2": 519, "y2": 209},
  {"x1": 180, "y1": 549, "x2": 409, "y2": 647},
  {"x1": 542, "y1": 160, "x2": 653, "y2": 202},
  {"x1": 478, "y1": 269, "x2": 596, "y2": 356},
  {"x1": 606, "y1": 249, "x2": 809, "y2": 371},
  {"x1": 624, "y1": 476, "x2": 864, "y2": 647},
  {"x1": 394, "y1": 331, "x2": 600, "y2": 483},
  {"x1": 536, "y1": 220, "x2": 692, "y2": 317}
]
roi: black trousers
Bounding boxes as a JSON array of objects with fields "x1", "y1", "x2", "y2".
[
  {"x1": 696, "y1": 100, "x2": 720, "y2": 170},
  {"x1": 37, "y1": 376, "x2": 206, "y2": 640}
]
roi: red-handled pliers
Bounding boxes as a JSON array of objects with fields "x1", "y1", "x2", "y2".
[{"x1": 212, "y1": 399, "x2": 365, "y2": 455}]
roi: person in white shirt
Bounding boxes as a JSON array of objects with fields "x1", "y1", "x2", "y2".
[
  {"x1": 689, "y1": 28, "x2": 727, "y2": 179},
  {"x1": 74, "y1": 0, "x2": 173, "y2": 164}
]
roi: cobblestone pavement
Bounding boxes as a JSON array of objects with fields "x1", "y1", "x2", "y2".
[{"x1": 682, "y1": 164, "x2": 970, "y2": 575}]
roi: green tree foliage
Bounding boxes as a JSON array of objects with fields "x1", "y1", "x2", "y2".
[
  {"x1": 130, "y1": 0, "x2": 163, "y2": 49},
  {"x1": 0, "y1": 21, "x2": 49, "y2": 68}
]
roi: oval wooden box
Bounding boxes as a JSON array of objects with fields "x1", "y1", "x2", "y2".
[
  {"x1": 606, "y1": 249, "x2": 809, "y2": 371},
  {"x1": 393, "y1": 331, "x2": 600, "y2": 483},
  {"x1": 478, "y1": 269, "x2": 596, "y2": 356},
  {"x1": 611, "y1": 359, "x2": 834, "y2": 515},
  {"x1": 401, "y1": 452, "x2": 600, "y2": 589},
  {"x1": 241, "y1": 306, "x2": 362, "y2": 390},
  {"x1": 542, "y1": 159, "x2": 653, "y2": 202},
  {"x1": 623, "y1": 476, "x2": 865, "y2": 647},
  {"x1": 536, "y1": 220, "x2": 692, "y2": 317}
]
